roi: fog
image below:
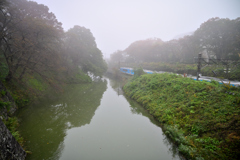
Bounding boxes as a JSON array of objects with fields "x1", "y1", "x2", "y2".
[{"x1": 33, "y1": 0, "x2": 240, "y2": 58}]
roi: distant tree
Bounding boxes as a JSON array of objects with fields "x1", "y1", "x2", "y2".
[
  {"x1": 162, "y1": 40, "x2": 182, "y2": 62},
  {"x1": 64, "y1": 25, "x2": 107, "y2": 76},
  {"x1": 110, "y1": 50, "x2": 125, "y2": 62},
  {"x1": 124, "y1": 38, "x2": 164, "y2": 62},
  {"x1": 178, "y1": 35, "x2": 198, "y2": 63},
  {"x1": 121, "y1": 17, "x2": 240, "y2": 64},
  {"x1": 193, "y1": 17, "x2": 240, "y2": 60}
]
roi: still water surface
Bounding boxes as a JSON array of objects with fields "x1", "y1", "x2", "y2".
[{"x1": 18, "y1": 78, "x2": 182, "y2": 160}]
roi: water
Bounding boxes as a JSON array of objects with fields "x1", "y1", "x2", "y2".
[{"x1": 18, "y1": 78, "x2": 182, "y2": 160}]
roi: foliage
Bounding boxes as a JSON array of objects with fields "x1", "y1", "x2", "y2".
[
  {"x1": 1, "y1": 0, "x2": 64, "y2": 82},
  {"x1": 194, "y1": 17, "x2": 240, "y2": 60},
  {"x1": 123, "y1": 73, "x2": 240, "y2": 159},
  {"x1": 27, "y1": 78, "x2": 46, "y2": 91},
  {"x1": 124, "y1": 38, "x2": 165, "y2": 62},
  {"x1": 3, "y1": 81, "x2": 29, "y2": 108},
  {"x1": 133, "y1": 67, "x2": 145, "y2": 79},
  {"x1": 64, "y1": 25, "x2": 107, "y2": 76},
  {"x1": 0, "y1": 0, "x2": 106, "y2": 155},
  {"x1": 141, "y1": 62, "x2": 196, "y2": 74},
  {"x1": 109, "y1": 17, "x2": 240, "y2": 67},
  {"x1": 1, "y1": 90, "x2": 6, "y2": 96},
  {"x1": 110, "y1": 50, "x2": 126, "y2": 62},
  {"x1": 65, "y1": 68, "x2": 92, "y2": 83},
  {"x1": 0, "y1": 0, "x2": 107, "y2": 85},
  {"x1": 123, "y1": 62, "x2": 240, "y2": 81},
  {"x1": 0, "y1": 0, "x2": 108, "y2": 103},
  {"x1": 0, "y1": 100, "x2": 11, "y2": 109},
  {"x1": 3, "y1": 117, "x2": 24, "y2": 146}
]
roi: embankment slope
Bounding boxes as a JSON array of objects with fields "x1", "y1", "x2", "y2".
[{"x1": 123, "y1": 73, "x2": 240, "y2": 159}]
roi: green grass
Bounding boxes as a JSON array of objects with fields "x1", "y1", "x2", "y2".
[
  {"x1": 28, "y1": 78, "x2": 47, "y2": 91},
  {"x1": 74, "y1": 69, "x2": 92, "y2": 82},
  {"x1": 0, "y1": 100, "x2": 11, "y2": 109},
  {"x1": 123, "y1": 73, "x2": 240, "y2": 159},
  {"x1": 3, "y1": 117, "x2": 24, "y2": 146}
]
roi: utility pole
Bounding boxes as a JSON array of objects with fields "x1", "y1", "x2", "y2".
[
  {"x1": 226, "y1": 60, "x2": 229, "y2": 79},
  {"x1": 194, "y1": 53, "x2": 239, "y2": 81},
  {"x1": 197, "y1": 53, "x2": 202, "y2": 81}
]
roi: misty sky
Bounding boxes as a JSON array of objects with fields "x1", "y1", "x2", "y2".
[{"x1": 33, "y1": 0, "x2": 240, "y2": 57}]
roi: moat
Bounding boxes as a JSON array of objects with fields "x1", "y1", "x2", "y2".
[{"x1": 17, "y1": 77, "x2": 182, "y2": 160}]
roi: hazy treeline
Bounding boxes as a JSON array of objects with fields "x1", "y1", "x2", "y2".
[
  {"x1": 0, "y1": 0, "x2": 107, "y2": 83},
  {"x1": 110, "y1": 17, "x2": 240, "y2": 64}
]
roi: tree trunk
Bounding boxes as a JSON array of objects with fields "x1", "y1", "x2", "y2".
[
  {"x1": 18, "y1": 66, "x2": 27, "y2": 80},
  {"x1": 5, "y1": 70, "x2": 13, "y2": 82}
]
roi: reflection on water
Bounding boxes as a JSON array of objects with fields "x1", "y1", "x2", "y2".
[
  {"x1": 109, "y1": 78, "x2": 125, "y2": 96},
  {"x1": 18, "y1": 80, "x2": 107, "y2": 160},
  {"x1": 110, "y1": 78, "x2": 182, "y2": 160},
  {"x1": 18, "y1": 77, "x2": 182, "y2": 160}
]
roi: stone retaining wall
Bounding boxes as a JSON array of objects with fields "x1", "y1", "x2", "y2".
[{"x1": 0, "y1": 119, "x2": 26, "y2": 160}]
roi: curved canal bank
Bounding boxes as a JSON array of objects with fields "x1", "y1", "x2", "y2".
[
  {"x1": 17, "y1": 77, "x2": 182, "y2": 160},
  {"x1": 123, "y1": 73, "x2": 240, "y2": 160}
]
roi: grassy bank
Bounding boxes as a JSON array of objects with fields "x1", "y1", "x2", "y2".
[{"x1": 123, "y1": 73, "x2": 240, "y2": 159}]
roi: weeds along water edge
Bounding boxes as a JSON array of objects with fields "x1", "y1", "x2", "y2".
[{"x1": 123, "y1": 73, "x2": 240, "y2": 160}]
